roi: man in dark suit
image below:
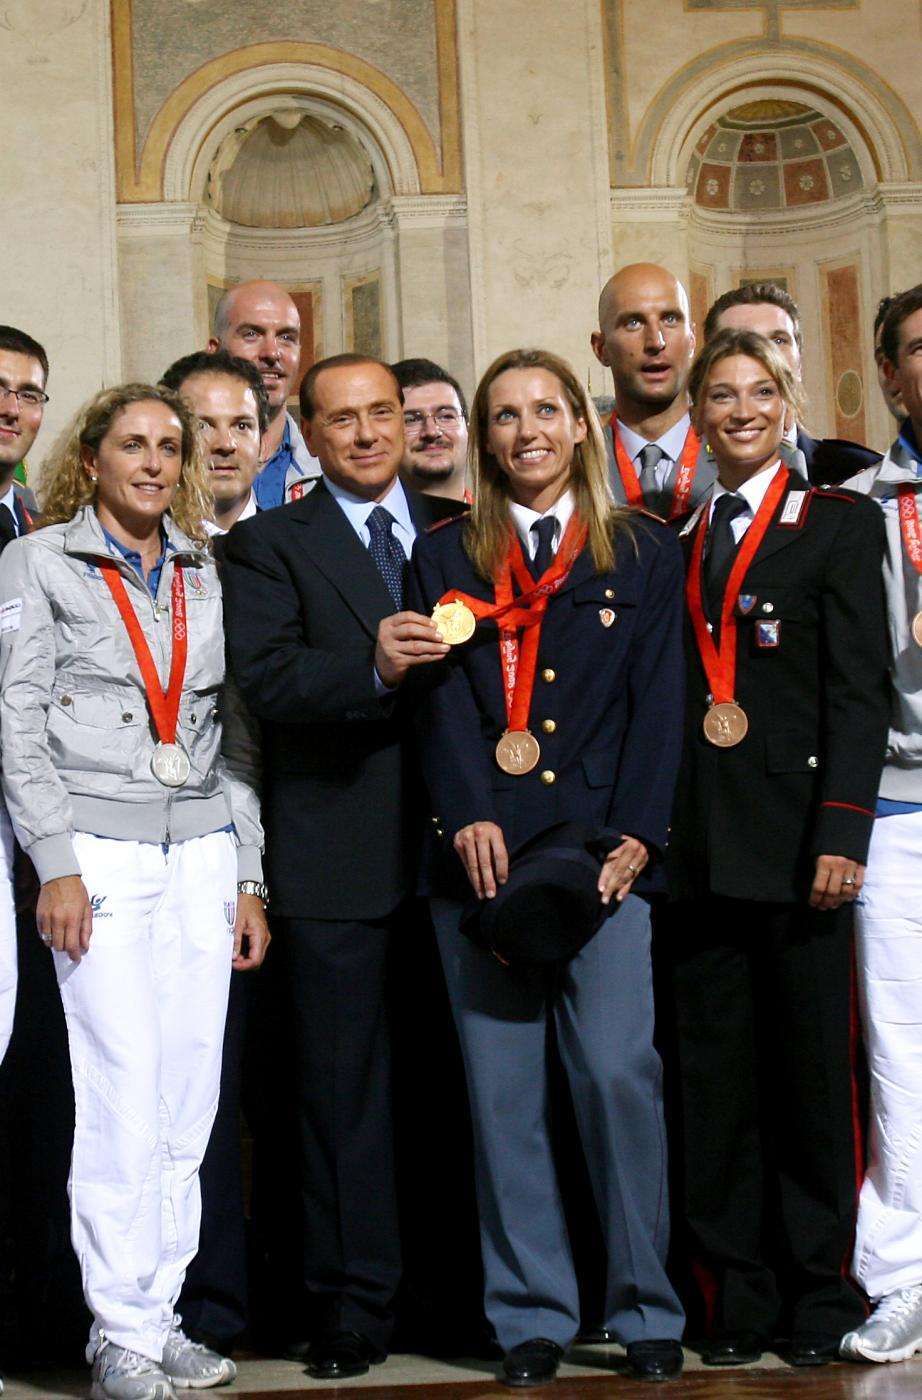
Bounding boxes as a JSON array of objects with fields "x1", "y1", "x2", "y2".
[
  {"x1": 221, "y1": 353, "x2": 459, "y2": 1381},
  {"x1": 703, "y1": 283, "x2": 881, "y2": 484},
  {"x1": 664, "y1": 331, "x2": 890, "y2": 1367}
]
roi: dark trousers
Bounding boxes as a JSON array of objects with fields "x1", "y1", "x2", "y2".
[
  {"x1": 665, "y1": 897, "x2": 864, "y2": 1340},
  {"x1": 179, "y1": 969, "x2": 250, "y2": 1349},
  {"x1": 275, "y1": 910, "x2": 403, "y2": 1351}
]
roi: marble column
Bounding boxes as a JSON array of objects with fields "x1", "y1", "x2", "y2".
[
  {"x1": 117, "y1": 204, "x2": 207, "y2": 382},
  {"x1": 1, "y1": 0, "x2": 121, "y2": 464}
]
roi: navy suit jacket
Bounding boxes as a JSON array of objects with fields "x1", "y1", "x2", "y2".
[
  {"x1": 407, "y1": 511, "x2": 686, "y2": 897},
  {"x1": 797, "y1": 427, "x2": 881, "y2": 486},
  {"x1": 221, "y1": 480, "x2": 460, "y2": 919}
]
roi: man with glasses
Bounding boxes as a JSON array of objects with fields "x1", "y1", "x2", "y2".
[
  {"x1": 0, "y1": 326, "x2": 43, "y2": 1080},
  {"x1": 393, "y1": 358, "x2": 469, "y2": 502}
]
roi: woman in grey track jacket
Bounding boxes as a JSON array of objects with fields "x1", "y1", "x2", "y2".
[{"x1": 0, "y1": 382, "x2": 268, "y2": 1400}]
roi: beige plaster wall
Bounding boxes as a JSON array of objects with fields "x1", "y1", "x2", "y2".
[
  {"x1": 2, "y1": 0, "x2": 121, "y2": 470},
  {"x1": 457, "y1": 0, "x2": 613, "y2": 395}
]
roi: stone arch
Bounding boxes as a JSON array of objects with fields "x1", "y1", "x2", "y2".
[
  {"x1": 132, "y1": 44, "x2": 435, "y2": 204},
  {"x1": 630, "y1": 41, "x2": 920, "y2": 191}
]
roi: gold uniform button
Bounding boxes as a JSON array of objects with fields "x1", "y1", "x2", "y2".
[
  {"x1": 604, "y1": 588, "x2": 614, "y2": 600},
  {"x1": 542, "y1": 719, "x2": 556, "y2": 734},
  {"x1": 540, "y1": 769, "x2": 556, "y2": 785},
  {"x1": 541, "y1": 668, "x2": 556, "y2": 683},
  {"x1": 60, "y1": 695, "x2": 72, "y2": 706}
]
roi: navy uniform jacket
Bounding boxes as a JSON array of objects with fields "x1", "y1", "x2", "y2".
[
  {"x1": 667, "y1": 471, "x2": 890, "y2": 905},
  {"x1": 407, "y1": 510, "x2": 686, "y2": 895},
  {"x1": 796, "y1": 427, "x2": 881, "y2": 486}
]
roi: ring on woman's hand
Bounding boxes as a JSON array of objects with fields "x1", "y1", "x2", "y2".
[
  {"x1": 39, "y1": 932, "x2": 52, "y2": 945},
  {"x1": 842, "y1": 877, "x2": 856, "y2": 886},
  {"x1": 627, "y1": 863, "x2": 637, "y2": 874}
]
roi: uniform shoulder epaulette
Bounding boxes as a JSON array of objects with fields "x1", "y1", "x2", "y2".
[
  {"x1": 632, "y1": 506, "x2": 666, "y2": 525},
  {"x1": 810, "y1": 485, "x2": 857, "y2": 503},
  {"x1": 426, "y1": 509, "x2": 470, "y2": 534}
]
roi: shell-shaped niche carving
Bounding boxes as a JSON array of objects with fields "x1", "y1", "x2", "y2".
[{"x1": 207, "y1": 111, "x2": 376, "y2": 229}]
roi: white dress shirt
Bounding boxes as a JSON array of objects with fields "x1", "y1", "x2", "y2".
[
  {"x1": 203, "y1": 490, "x2": 258, "y2": 537},
  {"x1": 617, "y1": 415, "x2": 693, "y2": 492},
  {"x1": 0, "y1": 485, "x2": 20, "y2": 536},
  {"x1": 323, "y1": 473, "x2": 416, "y2": 556},
  {"x1": 707, "y1": 460, "x2": 782, "y2": 543},
  {"x1": 509, "y1": 489, "x2": 575, "y2": 561}
]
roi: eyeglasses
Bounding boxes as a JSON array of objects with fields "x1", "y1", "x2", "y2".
[
  {"x1": 403, "y1": 408, "x2": 463, "y2": 434},
  {"x1": 0, "y1": 382, "x2": 49, "y2": 408}
]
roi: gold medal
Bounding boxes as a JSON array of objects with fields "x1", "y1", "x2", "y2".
[
  {"x1": 495, "y1": 730, "x2": 540, "y2": 775},
  {"x1": 703, "y1": 701, "x2": 749, "y2": 748},
  {"x1": 913, "y1": 610, "x2": 922, "y2": 647},
  {"x1": 431, "y1": 600, "x2": 477, "y2": 645}
]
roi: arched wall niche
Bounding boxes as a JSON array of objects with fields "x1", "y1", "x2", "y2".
[
  {"x1": 117, "y1": 60, "x2": 471, "y2": 393},
  {"x1": 164, "y1": 62, "x2": 423, "y2": 206},
  {"x1": 610, "y1": 48, "x2": 922, "y2": 450},
  {"x1": 637, "y1": 44, "x2": 919, "y2": 189}
]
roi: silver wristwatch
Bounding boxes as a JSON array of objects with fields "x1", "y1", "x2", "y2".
[{"x1": 237, "y1": 879, "x2": 269, "y2": 906}]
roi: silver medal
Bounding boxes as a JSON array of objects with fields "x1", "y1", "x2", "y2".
[{"x1": 151, "y1": 742, "x2": 191, "y2": 788}]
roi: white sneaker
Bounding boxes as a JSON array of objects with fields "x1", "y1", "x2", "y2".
[
  {"x1": 90, "y1": 1340, "x2": 177, "y2": 1399},
  {"x1": 841, "y1": 1284, "x2": 922, "y2": 1363},
  {"x1": 161, "y1": 1318, "x2": 236, "y2": 1390}
]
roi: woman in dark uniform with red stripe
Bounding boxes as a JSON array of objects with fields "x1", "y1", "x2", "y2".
[{"x1": 663, "y1": 328, "x2": 890, "y2": 1367}]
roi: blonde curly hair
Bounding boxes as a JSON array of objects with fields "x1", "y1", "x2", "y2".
[{"x1": 41, "y1": 383, "x2": 213, "y2": 544}]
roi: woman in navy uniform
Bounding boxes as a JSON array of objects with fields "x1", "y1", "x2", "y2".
[
  {"x1": 408, "y1": 348, "x2": 687, "y2": 1386},
  {"x1": 664, "y1": 328, "x2": 890, "y2": 1367}
]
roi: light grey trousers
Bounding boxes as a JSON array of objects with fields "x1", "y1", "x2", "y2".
[{"x1": 432, "y1": 892, "x2": 684, "y2": 1351}]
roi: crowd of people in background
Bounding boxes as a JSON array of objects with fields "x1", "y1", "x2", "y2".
[{"x1": 0, "y1": 263, "x2": 921, "y2": 1398}]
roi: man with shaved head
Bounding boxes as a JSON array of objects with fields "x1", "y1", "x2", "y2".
[
  {"x1": 591, "y1": 263, "x2": 716, "y2": 519},
  {"x1": 209, "y1": 279, "x2": 321, "y2": 510}
]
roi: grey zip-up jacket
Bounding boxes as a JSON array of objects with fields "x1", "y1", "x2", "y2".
[
  {"x1": 0, "y1": 506, "x2": 263, "y2": 884},
  {"x1": 846, "y1": 437, "x2": 922, "y2": 802}
]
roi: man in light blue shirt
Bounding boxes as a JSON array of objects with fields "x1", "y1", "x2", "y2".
[{"x1": 208, "y1": 280, "x2": 320, "y2": 510}]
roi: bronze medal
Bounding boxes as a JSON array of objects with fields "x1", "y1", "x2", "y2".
[
  {"x1": 431, "y1": 600, "x2": 476, "y2": 645},
  {"x1": 495, "y1": 730, "x2": 540, "y2": 775},
  {"x1": 913, "y1": 610, "x2": 922, "y2": 647},
  {"x1": 703, "y1": 701, "x2": 749, "y2": 748}
]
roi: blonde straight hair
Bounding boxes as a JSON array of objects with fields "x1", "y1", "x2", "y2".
[
  {"x1": 41, "y1": 383, "x2": 212, "y2": 544},
  {"x1": 465, "y1": 348, "x2": 632, "y2": 581}
]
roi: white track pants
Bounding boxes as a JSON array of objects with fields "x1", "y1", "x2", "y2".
[
  {"x1": 54, "y1": 831, "x2": 236, "y2": 1360},
  {"x1": 0, "y1": 799, "x2": 15, "y2": 1065},
  {"x1": 853, "y1": 811, "x2": 922, "y2": 1300}
]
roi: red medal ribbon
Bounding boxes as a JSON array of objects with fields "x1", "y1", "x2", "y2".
[
  {"x1": 610, "y1": 412, "x2": 701, "y2": 520},
  {"x1": 686, "y1": 466, "x2": 790, "y2": 705},
  {"x1": 99, "y1": 561, "x2": 188, "y2": 744},
  {"x1": 436, "y1": 513, "x2": 587, "y2": 727},
  {"x1": 898, "y1": 484, "x2": 922, "y2": 573}
]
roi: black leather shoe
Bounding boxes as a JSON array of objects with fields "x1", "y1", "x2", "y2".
[
  {"x1": 577, "y1": 1326, "x2": 616, "y2": 1344},
  {"x1": 626, "y1": 1339, "x2": 684, "y2": 1381},
  {"x1": 501, "y1": 1338, "x2": 563, "y2": 1388},
  {"x1": 787, "y1": 1335, "x2": 841, "y2": 1367},
  {"x1": 305, "y1": 1330, "x2": 385, "y2": 1380},
  {"x1": 701, "y1": 1333, "x2": 765, "y2": 1366}
]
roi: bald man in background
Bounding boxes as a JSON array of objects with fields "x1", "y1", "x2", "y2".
[
  {"x1": 209, "y1": 279, "x2": 321, "y2": 510},
  {"x1": 591, "y1": 263, "x2": 716, "y2": 520}
]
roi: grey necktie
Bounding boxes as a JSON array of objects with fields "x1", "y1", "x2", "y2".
[{"x1": 638, "y1": 443, "x2": 667, "y2": 505}]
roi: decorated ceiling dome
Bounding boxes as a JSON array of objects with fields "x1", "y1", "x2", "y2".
[
  {"x1": 206, "y1": 110, "x2": 376, "y2": 229},
  {"x1": 687, "y1": 100, "x2": 864, "y2": 213}
]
